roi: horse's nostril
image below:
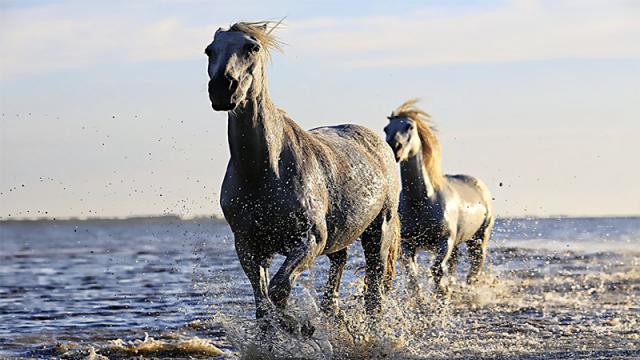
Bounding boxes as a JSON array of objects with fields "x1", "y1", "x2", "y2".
[
  {"x1": 229, "y1": 79, "x2": 238, "y2": 92},
  {"x1": 209, "y1": 74, "x2": 238, "y2": 95},
  {"x1": 224, "y1": 74, "x2": 238, "y2": 88}
]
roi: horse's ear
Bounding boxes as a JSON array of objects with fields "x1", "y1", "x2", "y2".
[{"x1": 258, "y1": 23, "x2": 268, "y2": 32}]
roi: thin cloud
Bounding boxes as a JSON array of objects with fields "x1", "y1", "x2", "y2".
[
  {"x1": 0, "y1": 0, "x2": 639, "y2": 77},
  {"x1": 0, "y1": 3, "x2": 213, "y2": 78},
  {"x1": 284, "y1": 0, "x2": 640, "y2": 68}
]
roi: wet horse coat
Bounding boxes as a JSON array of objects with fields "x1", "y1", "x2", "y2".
[
  {"x1": 383, "y1": 99, "x2": 494, "y2": 294},
  {"x1": 206, "y1": 22, "x2": 400, "y2": 328}
]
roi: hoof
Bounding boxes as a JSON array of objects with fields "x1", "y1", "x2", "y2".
[
  {"x1": 301, "y1": 319, "x2": 315, "y2": 337},
  {"x1": 467, "y1": 275, "x2": 480, "y2": 285},
  {"x1": 433, "y1": 288, "x2": 451, "y2": 310},
  {"x1": 276, "y1": 312, "x2": 315, "y2": 337},
  {"x1": 257, "y1": 317, "x2": 276, "y2": 333}
]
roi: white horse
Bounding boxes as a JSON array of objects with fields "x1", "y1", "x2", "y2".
[{"x1": 383, "y1": 99, "x2": 494, "y2": 295}]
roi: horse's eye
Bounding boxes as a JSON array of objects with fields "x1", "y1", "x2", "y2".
[{"x1": 245, "y1": 43, "x2": 261, "y2": 53}]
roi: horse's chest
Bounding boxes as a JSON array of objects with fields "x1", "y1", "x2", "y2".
[
  {"x1": 399, "y1": 198, "x2": 447, "y2": 241},
  {"x1": 220, "y1": 178, "x2": 308, "y2": 239}
]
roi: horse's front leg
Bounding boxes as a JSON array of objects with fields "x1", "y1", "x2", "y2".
[
  {"x1": 268, "y1": 232, "x2": 322, "y2": 308},
  {"x1": 448, "y1": 245, "x2": 459, "y2": 278},
  {"x1": 400, "y1": 240, "x2": 420, "y2": 290},
  {"x1": 235, "y1": 236, "x2": 273, "y2": 320},
  {"x1": 267, "y1": 229, "x2": 323, "y2": 335},
  {"x1": 431, "y1": 236, "x2": 454, "y2": 298}
]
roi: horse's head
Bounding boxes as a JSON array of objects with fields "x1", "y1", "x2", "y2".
[
  {"x1": 384, "y1": 99, "x2": 439, "y2": 165},
  {"x1": 205, "y1": 22, "x2": 280, "y2": 111},
  {"x1": 205, "y1": 26, "x2": 263, "y2": 111},
  {"x1": 384, "y1": 115, "x2": 421, "y2": 162}
]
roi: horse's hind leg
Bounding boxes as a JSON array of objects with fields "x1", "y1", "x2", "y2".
[
  {"x1": 467, "y1": 218, "x2": 494, "y2": 284},
  {"x1": 361, "y1": 207, "x2": 398, "y2": 315},
  {"x1": 321, "y1": 249, "x2": 347, "y2": 315}
]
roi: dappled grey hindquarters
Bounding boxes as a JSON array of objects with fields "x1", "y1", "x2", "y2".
[{"x1": 0, "y1": 217, "x2": 638, "y2": 359}]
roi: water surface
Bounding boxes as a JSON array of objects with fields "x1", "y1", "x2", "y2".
[{"x1": 0, "y1": 217, "x2": 638, "y2": 358}]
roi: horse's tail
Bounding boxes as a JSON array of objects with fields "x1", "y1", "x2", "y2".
[{"x1": 383, "y1": 212, "x2": 401, "y2": 292}]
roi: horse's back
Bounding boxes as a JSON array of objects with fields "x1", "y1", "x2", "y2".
[
  {"x1": 309, "y1": 124, "x2": 398, "y2": 186},
  {"x1": 446, "y1": 175, "x2": 490, "y2": 203},
  {"x1": 310, "y1": 124, "x2": 395, "y2": 168},
  {"x1": 308, "y1": 124, "x2": 399, "y2": 252}
]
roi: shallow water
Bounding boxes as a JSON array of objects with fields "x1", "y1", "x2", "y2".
[{"x1": 0, "y1": 216, "x2": 638, "y2": 359}]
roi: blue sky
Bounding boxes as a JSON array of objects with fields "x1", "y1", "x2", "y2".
[{"x1": 1, "y1": 0, "x2": 639, "y2": 219}]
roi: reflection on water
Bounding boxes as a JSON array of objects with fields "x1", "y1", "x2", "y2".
[{"x1": 0, "y1": 217, "x2": 638, "y2": 359}]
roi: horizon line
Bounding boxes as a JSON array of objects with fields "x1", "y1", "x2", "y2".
[{"x1": 1, "y1": 213, "x2": 639, "y2": 223}]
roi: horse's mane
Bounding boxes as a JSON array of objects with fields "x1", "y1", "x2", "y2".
[
  {"x1": 390, "y1": 99, "x2": 444, "y2": 189},
  {"x1": 229, "y1": 20, "x2": 284, "y2": 59}
]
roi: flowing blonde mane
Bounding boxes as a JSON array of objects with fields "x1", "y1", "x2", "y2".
[
  {"x1": 229, "y1": 20, "x2": 284, "y2": 59},
  {"x1": 390, "y1": 99, "x2": 444, "y2": 189}
]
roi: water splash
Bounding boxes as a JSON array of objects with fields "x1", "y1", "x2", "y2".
[
  {"x1": 2, "y1": 218, "x2": 639, "y2": 359},
  {"x1": 223, "y1": 288, "x2": 333, "y2": 359}
]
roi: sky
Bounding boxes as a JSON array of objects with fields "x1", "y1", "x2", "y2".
[{"x1": 1, "y1": 0, "x2": 639, "y2": 219}]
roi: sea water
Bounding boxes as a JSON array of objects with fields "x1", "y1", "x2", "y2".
[{"x1": 0, "y1": 216, "x2": 638, "y2": 359}]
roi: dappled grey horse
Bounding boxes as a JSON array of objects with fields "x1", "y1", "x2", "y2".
[
  {"x1": 205, "y1": 21, "x2": 400, "y2": 332},
  {"x1": 383, "y1": 99, "x2": 494, "y2": 295}
]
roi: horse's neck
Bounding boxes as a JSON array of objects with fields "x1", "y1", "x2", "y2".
[
  {"x1": 227, "y1": 86, "x2": 285, "y2": 178},
  {"x1": 400, "y1": 151, "x2": 437, "y2": 200}
]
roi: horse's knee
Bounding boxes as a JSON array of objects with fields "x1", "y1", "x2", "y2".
[{"x1": 268, "y1": 276, "x2": 292, "y2": 308}]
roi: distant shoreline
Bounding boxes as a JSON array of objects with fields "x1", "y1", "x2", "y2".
[
  {"x1": 0, "y1": 215, "x2": 227, "y2": 224},
  {"x1": 1, "y1": 214, "x2": 638, "y2": 224}
]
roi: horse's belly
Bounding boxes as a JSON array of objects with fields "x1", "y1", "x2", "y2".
[
  {"x1": 322, "y1": 184, "x2": 387, "y2": 253},
  {"x1": 456, "y1": 202, "x2": 488, "y2": 240},
  {"x1": 398, "y1": 199, "x2": 446, "y2": 239}
]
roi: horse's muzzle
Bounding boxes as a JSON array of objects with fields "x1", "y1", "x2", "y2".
[
  {"x1": 211, "y1": 101, "x2": 237, "y2": 111},
  {"x1": 386, "y1": 141, "x2": 403, "y2": 162},
  {"x1": 209, "y1": 77, "x2": 238, "y2": 111}
]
